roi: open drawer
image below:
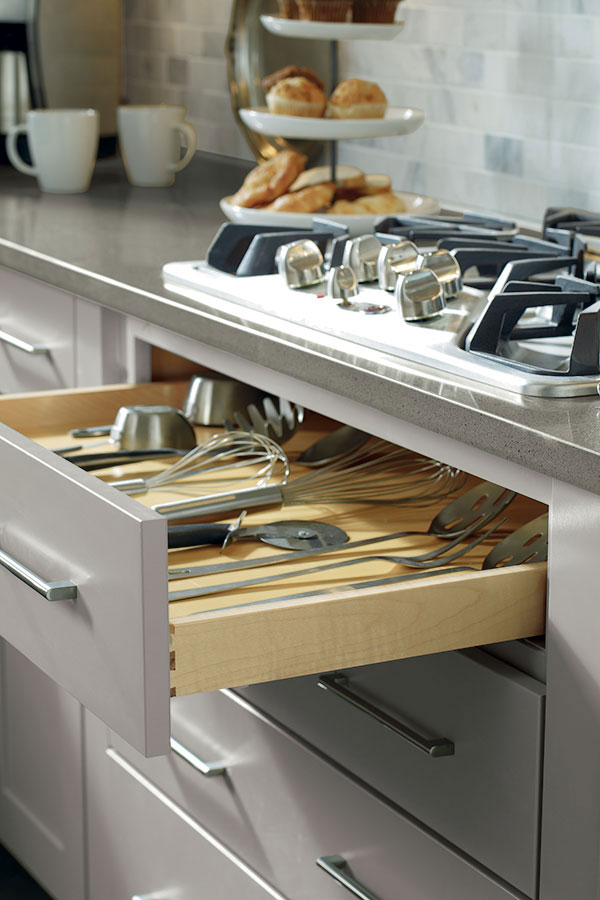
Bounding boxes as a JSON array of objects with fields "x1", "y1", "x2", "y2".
[{"x1": 0, "y1": 381, "x2": 547, "y2": 757}]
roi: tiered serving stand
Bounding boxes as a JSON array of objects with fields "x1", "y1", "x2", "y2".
[{"x1": 239, "y1": 12, "x2": 425, "y2": 183}]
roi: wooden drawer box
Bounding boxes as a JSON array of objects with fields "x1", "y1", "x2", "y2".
[
  {"x1": 89, "y1": 688, "x2": 525, "y2": 900},
  {"x1": 237, "y1": 649, "x2": 545, "y2": 896},
  {"x1": 0, "y1": 381, "x2": 546, "y2": 757}
]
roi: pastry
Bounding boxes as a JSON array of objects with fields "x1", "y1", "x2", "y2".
[
  {"x1": 266, "y1": 182, "x2": 336, "y2": 213},
  {"x1": 329, "y1": 191, "x2": 405, "y2": 215},
  {"x1": 352, "y1": 0, "x2": 401, "y2": 22},
  {"x1": 327, "y1": 79, "x2": 388, "y2": 119},
  {"x1": 262, "y1": 66, "x2": 325, "y2": 95},
  {"x1": 277, "y1": 0, "x2": 299, "y2": 17},
  {"x1": 230, "y1": 150, "x2": 307, "y2": 208},
  {"x1": 296, "y1": 0, "x2": 352, "y2": 21},
  {"x1": 289, "y1": 164, "x2": 366, "y2": 193},
  {"x1": 266, "y1": 77, "x2": 327, "y2": 118},
  {"x1": 335, "y1": 172, "x2": 391, "y2": 200}
]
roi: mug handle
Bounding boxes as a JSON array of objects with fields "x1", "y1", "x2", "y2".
[
  {"x1": 6, "y1": 124, "x2": 37, "y2": 176},
  {"x1": 169, "y1": 121, "x2": 198, "y2": 173}
]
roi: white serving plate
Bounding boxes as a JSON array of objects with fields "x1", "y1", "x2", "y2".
[
  {"x1": 239, "y1": 106, "x2": 425, "y2": 140},
  {"x1": 259, "y1": 15, "x2": 405, "y2": 40},
  {"x1": 219, "y1": 191, "x2": 440, "y2": 231}
]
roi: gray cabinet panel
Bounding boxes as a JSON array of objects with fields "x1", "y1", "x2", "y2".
[
  {"x1": 100, "y1": 688, "x2": 523, "y2": 900},
  {"x1": 0, "y1": 641, "x2": 85, "y2": 900},
  {"x1": 237, "y1": 648, "x2": 545, "y2": 897}
]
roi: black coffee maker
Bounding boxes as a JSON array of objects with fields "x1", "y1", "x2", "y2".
[{"x1": 0, "y1": 0, "x2": 121, "y2": 164}]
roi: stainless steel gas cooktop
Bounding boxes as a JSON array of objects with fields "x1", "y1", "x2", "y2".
[{"x1": 163, "y1": 208, "x2": 600, "y2": 398}]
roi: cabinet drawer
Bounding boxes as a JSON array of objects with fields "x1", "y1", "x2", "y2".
[
  {"x1": 0, "y1": 268, "x2": 76, "y2": 392},
  {"x1": 0, "y1": 382, "x2": 546, "y2": 758},
  {"x1": 85, "y1": 710, "x2": 286, "y2": 900},
  {"x1": 96, "y1": 689, "x2": 523, "y2": 900},
  {"x1": 237, "y1": 649, "x2": 545, "y2": 896}
]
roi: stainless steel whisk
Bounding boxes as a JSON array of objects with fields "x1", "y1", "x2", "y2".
[
  {"x1": 108, "y1": 431, "x2": 290, "y2": 496},
  {"x1": 151, "y1": 439, "x2": 467, "y2": 521}
]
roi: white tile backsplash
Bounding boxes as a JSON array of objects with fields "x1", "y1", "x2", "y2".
[{"x1": 123, "y1": 0, "x2": 600, "y2": 222}]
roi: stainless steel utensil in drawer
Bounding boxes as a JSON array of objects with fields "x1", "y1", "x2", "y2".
[
  {"x1": 237, "y1": 649, "x2": 545, "y2": 897},
  {"x1": 89, "y1": 687, "x2": 525, "y2": 900}
]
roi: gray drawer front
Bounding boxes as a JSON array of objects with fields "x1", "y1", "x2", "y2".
[
  {"x1": 104, "y1": 688, "x2": 522, "y2": 900},
  {"x1": 237, "y1": 648, "x2": 545, "y2": 897}
]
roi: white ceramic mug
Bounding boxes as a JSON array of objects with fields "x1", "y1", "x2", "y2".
[
  {"x1": 6, "y1": 108, "x2": 100, "y2": 193},
  {"x1": 117, "y1": 105, "x2": 198, "y2": 187}
]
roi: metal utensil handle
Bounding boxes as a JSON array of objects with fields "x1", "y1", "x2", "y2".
[
  {"x1": 170, "y1": 737, "x2": 226, "y2": 777},
  {"x1": 316, "y1": 856, "x2": 381, "y2": 900},
  {"x1": 153, "y1": 485, "x2": 284, "y2": 520},
  {"x1": 317, "y1": 674, "x2": 454, "y2": 757},
  {"x1": 0, "y1": 548, "x2": 77, "y2": 602},
  {"x1": 0, "y1": 328, "x2": 49, "y2": 355}
]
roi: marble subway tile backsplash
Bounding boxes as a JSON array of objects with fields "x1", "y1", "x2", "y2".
[{"x1": 123, "y1": 0, "x2": 600, "y2": 222}]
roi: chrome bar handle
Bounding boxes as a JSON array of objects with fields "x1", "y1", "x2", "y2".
[
  {"x1": 170, "y1": 737, "x2": 226, "y2": 777},
  {"x1": 131, "y1": 894, "x2": 171, "y2": 900},
  {"x1": 0, "y1": 328, "x2": 49, "y2": 355},
  {"x1": 0, "y1": 547, "x2": 77, "y2": 601},
  {"x1": 316, "y1": 856, "x2": 381, "y2": 900},
  {"x1": 317, "y1": 674, "x2": 454, "y2": 758}
]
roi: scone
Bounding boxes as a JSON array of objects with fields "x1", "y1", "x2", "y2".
[
  {"x1": 262, "y1": 66, "x2": 325, "y2": 95},
  {"x1": 327, "y1": 79, "x2": 388, "y2": 119},
  {"x1": 296, "y1": 0, "x2": 352, "y2": 21},
  {"x1": 289, "y1": 164, "x2": 366, "y2": 193},
  {"x1": 230, "y1": 150, "x2": 307, "y2": 208},
  {"x1": 266, "y1": 76, "x2": 327, "y2": 117},
  {"x1": 352, "y1": 0, "x2": 401, "y2": 22},
  {"x1": 330, "y1": 191, "x2": 404, "y2": 215},
  {"x1": 266, "y1": 182, "x2": 335, "y2": 213},
  {"x1": 335, "y1": 172, "x2": 391, "y2": 200}
]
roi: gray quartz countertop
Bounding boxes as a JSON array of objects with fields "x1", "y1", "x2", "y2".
[{"x1": 1, "y1": 151, "x2": 600, "y2": 496}]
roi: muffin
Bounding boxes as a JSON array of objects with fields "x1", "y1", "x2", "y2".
[
  {"x1": 277, "y1": 0, "x2": 298, "y2": 17},
  {"x1": 266, "y1": 76, "x2": 327, "y2": 117},
  {"x1": 327, "y1": 78, "x2": 388, "y2": 119},
  {"x1": 262, "y1": 66, "x2": 325, "y2": 95},
  {"x1": 352, "y1": 0, "x2": 401, "y2": 22},
  {"x1": 297, "y1": 0, "x2": 352, "y2": 21}
]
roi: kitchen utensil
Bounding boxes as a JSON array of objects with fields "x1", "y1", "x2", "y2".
[
  {"x1": 167, "y1": 479, "x2": 515, "y2": 579},
  {"x1": 64, "y1": 448, "x2": 186, "y2": 472},
  {"x1": 396, "y1": 269, "x2": 446, "y2": 321},
  {"x1": 225, "y1": 397, "x2": 304, "y2": 445},
  {"x1": 481, "y1": 514, "x2": 547, "y2": 568},
  {"x1": 167, "y1": 513, "x2": 349, "y2": 551},
  {"x1": 173, "y1": 567, "x2": 470, "y2": 612},
  {"x1": 182, "y1": 374, "x2": 266, "y2": 426},
  {"x1": 296, "y1": 425, "x2": 371, "y2": 467},
  {"x1": 167, "y1": 517, "x2": 503, "y2": 602},
  {"x1": 153, "y1": 440, "x2": 467, "y2": 521},
  {"x1": 110, "y1": 431, "x2": 289, "y2": 495},
  {"x1": 62, "y1": 405, "x2": 196, "y2": 453}
]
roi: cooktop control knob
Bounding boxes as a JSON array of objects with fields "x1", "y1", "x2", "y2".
[
  {"x1": 396, "y1": 269, "x2": 446, "y2": 321},
  {"x1": 327, "y1": 265, "x2": 359, "y2": 304},
  {"x1": 418, "y1": 249, "x2": 462, "y2": 299},
  {"x1": 378, "y1": 240, "x2": 420, "y2": 291},
  {"x1": 276, "y1": 240, "x2": 325, "y2": 289},
  {"x1": 342, "y1": 234, "x2": 381, "y2": 282}
]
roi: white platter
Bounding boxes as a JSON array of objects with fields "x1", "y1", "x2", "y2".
[
  {"x1": 259, "y1": 15, "x2": 405, "y2": 40},
  {"x1": 220, "y1": 191, "x2": 440, "y2": 232},
  {"x1": 238, "y1": 106, "x2": 425, "y2": 140}
]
